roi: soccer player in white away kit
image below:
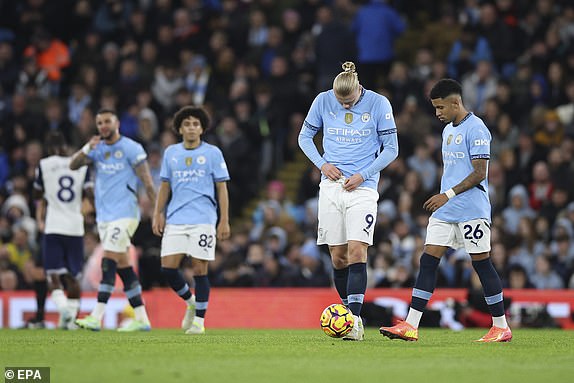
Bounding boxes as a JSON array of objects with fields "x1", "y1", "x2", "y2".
[
  {"x1": 298, "y1": 61, "x2": 399, "y2": 340},
  {"x1": 379, "y1": 78, "x2": 512, "y2": 342},
  {"x1": 152, "y1": 106, "x2": 230, "y2": 335},
  {"x1": 34, "y1": 131, "x2": 92, "y2": 329},
  {"x1": 70, "y1": 109, "x2": 157, "y2": 331}
]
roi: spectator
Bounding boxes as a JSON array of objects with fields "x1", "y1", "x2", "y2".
[
  {"x1": 502, "y1": 184, "x2": 536, "y2": 235},
  {"x1": 23, "y1": 28, "x2": 70, "y2": 95},
  {"x1": 313, "y1": 5, "x2": 356, "y2": 92},
  {"x1": 151, "y1": 60, "x2": 184, "y2": 113},
  {"x1": 184, "y1": 55, "x2": 210, "y2": 106},
  {"x1": 534, "y1": 109, "x2": 564, "y2": 149},
  {"x1": 0, "y1": 269, "x2": 19, "y2": 290},
  {"x1": 351, "y1": 0, "x2": 406, "y2": 89},
  {"x1": 505, "y1": 264, "x2": 535, "y2": 289},
  {"x1": 531, "y1": 255, "x2": 564, "y2": 289},
  {"x1": 93, "y1": 0, "x2": 133, "y2": 43},
  {"x1": 528, "y1": 161, "x2": 553, "y2": 211},
  {"x1": 67, "y1": 81, "x2": 92, "y2": 126},
  {"x1": 406, "y1": 144, "x2": 437, "y2": 192},
  {"x1": 0, "y1": 31, "x2": 18, "y2": 93},
  {"x1": 461, "y1": 60, "x2": 498, "y2": 115},
  {"x1": 447, "y1": 24, "x2": 492, "y2": 80}
]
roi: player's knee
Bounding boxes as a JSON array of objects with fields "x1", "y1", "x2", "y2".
[
  {"x1": 190, "y1": 258, "x2": 208, "y2": 275},
  {"x1": 347, "y1": 245, "x2": 367, "y2": 263},
  {"x1": 331, "y1": 258, "x2": 346, "y2": 269}
]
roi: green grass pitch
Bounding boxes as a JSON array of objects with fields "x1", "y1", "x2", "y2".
[{"x1": 2, "y1": 328, "x2": 573, "y2": 383}]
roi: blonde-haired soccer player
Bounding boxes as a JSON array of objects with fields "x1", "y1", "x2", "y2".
[{"x1": 299, "y1": 61, "x2": 399, "y2": 340}]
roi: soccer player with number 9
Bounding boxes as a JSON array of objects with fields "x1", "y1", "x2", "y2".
[
  {"x1": 380, "y1": 79, "x2": 512, "y2": 343},
  {"x1": 298, "y1": 62, "x2": 399, "y2": 341}
]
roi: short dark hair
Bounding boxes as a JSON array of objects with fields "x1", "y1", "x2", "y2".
[
  {"x1": 95, "y1": 108, "x2": 118, "y2": 117},
  {"x1": 429, "y1": 79, "x2": 462, "y2": 100},
  {"x1": 172, "y1": 106, "x2": 211, "y2": 135}
]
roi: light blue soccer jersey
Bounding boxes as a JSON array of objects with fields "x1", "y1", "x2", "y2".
[
  {"x1": 87, "y1": 136, "x2": 147, "y2": 222},
  {"x1": 160, "y1": 141, "x2": 230, "y2": 225},
  {"x1": 433, "y1": 113, "x2": 492, "y2": 223},
  {"x1": 298, "y1": 88, "x2": 399, "y2": 190}
]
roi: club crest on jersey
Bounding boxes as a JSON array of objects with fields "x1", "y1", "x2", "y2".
[
  {"x1": 345, "y1": 113, "x2": 353, "y2": 124},
  {"x1": 197, "y1": 155, "x2": 206, "y2": 165},
  {"x1": 447, "y1": 134, "x2": 453, "y2": 145},
  {"x1": 114, "y1": 150, "x2": 123, "y2": 159},
  {"x1": 361, "y1": 112, "x2": 370, "y2": 123},
  {"x1": 455, "y1": 134, "x2": 463, "y2": 145},
  {"x1": 104, "y1": 152, "x2": 111, "y2": 160},
  {"x1": 185, "y1": 157, "x2": 193, "y2": 167}
]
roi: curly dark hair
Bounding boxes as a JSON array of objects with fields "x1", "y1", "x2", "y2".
[{"x1": 172, "y1": 106, "x2": 211, "y2": 136}]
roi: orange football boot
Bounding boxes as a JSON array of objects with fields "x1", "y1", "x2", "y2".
[
  {"x1": 475, "y1": 326, "x2": 512, "y2": 343},
  {"x1": 379, "y1": 321, "x2": 419, "y2": 341}
]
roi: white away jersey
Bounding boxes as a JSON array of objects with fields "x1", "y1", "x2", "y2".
[
  {"x1": 433, "y1": 113, "x2": 492, "y2": 223},
  {"x1": 34, "y1": 155, "x2": 90, "y2": 236}
]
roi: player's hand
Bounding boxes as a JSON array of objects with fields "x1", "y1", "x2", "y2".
[
  {"x1": 320, "y1": 163, "x2": 342, "y2": 181},
  {"x1": 87, "y1": 135, "x2": 101, "y2": 150},
  {"x1": 343, "y1": 173, "x2": 364, "y2": 192},
  {"x1": 423, "y1": 193, "x2": 449, "y2": 212},
  {"x1": 152, "y1": 214, "x2": 165, "y2": 236},
  {"x1": 217, "y1": 221, "x2": 230, "y2": 241},
  {"x1": 37, "y1": 220, "x2": 45, "y2": 233}
]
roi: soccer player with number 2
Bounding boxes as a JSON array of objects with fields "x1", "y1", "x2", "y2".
[
  {"x1": 380, "y1": 79, "x2": 512, "y2": 343},
  {"x1": 71, "y1": 109, "x2": 157, "y2": 332}
]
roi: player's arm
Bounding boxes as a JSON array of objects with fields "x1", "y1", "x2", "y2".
[
  {"x1": 81, "y1": 167, "x2": 95, "y2": 211},
  {"x1": 32, "y1": 165, "x2": 46, "y2": 232},
  {"x1": 152, "y1": 180, "x2": 170, "y2": 236},
  {"x1": 298, "y1": 95, "x2": 342, "y2": 180},
  {"x1": 134, "y1": 160, "x2": 157, "y2": 204},
  {"x1": 423, "y1": 158, "x2": 488, "y2": 212},
  {"x1": 452, "y1": 158, "x2": 487, "y2": 195},
  {"x1": 70, "y1": 136, "x2": 99, "y2": 170},
  {"x1": 35, "y1": 197, "x2": 46, "y2": 234},
  {"x1": 215, "y1": 181, "x2": 230, "y2": 241},
  {"x1": 345, "y1": 127, "x2": 399, "y2": 192}
]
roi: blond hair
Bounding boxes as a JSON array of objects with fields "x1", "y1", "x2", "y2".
[{"x1": 333, "y1": 61, "x2": 359, "y2": 97}]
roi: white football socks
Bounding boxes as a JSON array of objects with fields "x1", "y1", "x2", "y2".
[
  {"x1": 405, "y1": 308, "x2": 423, "y2": 328},
  {"x1": 51, "y1": 289, "x2": 68, "y2": 312},
  {"x1": 134, "y1": 306, "x2": 150, "y2": 325},
  {"x1": 91, "y1": 303, "x2": 107, "y2": 321},
  {"x1": 492, "y1": 315, "x2": 508, "y2": 329}
]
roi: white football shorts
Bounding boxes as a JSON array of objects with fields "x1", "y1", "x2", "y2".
[
  {"x1": 161, "y1": 224, "x2": 216, "y2": 261},
  {"x1": 425, "y1": 217, "x2": 491, "y2": 254},
  {"x1": 317, "y1": 178, "x2": 379, "y2": 246},
  {"x1": 97, "y1": 218, "x2": 140, "y2": 253}
]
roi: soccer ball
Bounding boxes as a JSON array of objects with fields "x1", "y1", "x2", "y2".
[{"x1": 320, "y1": 303, "x2": 354, "y2": 338}]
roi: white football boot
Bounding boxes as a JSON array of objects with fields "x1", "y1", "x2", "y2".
[{"x1": 343, "y1": 315, "x2": 364, "y2": 341}]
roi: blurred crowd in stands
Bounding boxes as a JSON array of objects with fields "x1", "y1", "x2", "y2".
[{"x1": 0, "y1": 0, "x2": 573, "y2": 294}]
